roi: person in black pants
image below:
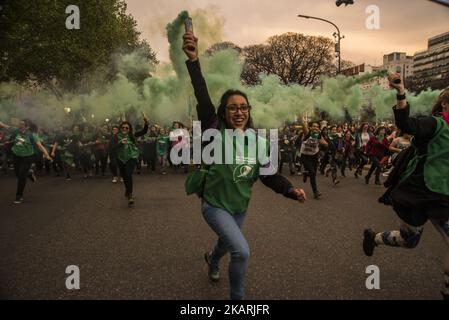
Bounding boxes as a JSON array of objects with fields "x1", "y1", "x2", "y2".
[
  {"x1": 108, "y1": 125, "x2": 120, "y2": 183},
  {"x1": 0, "y1": 119, "x2": 52, "y2": 203},
  {"x1": 363, "y1": 77, "x2": 449, "y2": 300},
  {"x1": 300, "y1": 120, "x2": 328, "y2": 199},
  {"x1": 111, "y1": 117, "x2": 148, "y2": 206}
]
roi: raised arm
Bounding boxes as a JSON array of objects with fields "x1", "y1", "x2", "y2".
[
  {"x1": 388, "y1": 73, "x2": 437, "y2": 141},
  {"x1": 183, "y1": 32, "x2": 217, "y2": 128}
]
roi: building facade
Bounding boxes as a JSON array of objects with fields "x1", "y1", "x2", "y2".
[{"x1": 412, "y1": 31, "x2": 449, "y2": 91}]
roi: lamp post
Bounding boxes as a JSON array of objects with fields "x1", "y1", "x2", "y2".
[{"x1": 298, "y1": 14, "x2": 345, "y2": 74}]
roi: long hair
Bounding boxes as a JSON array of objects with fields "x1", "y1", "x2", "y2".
[
  {"x1": 23, "y1": 119, "x2": 37, "y2": 133},
  {"x1": 216, "y1": 89, "x2": 254, "y2": 129},
  {"x1": 432, "y1": 88, "x2": 449, "y2": 115}
]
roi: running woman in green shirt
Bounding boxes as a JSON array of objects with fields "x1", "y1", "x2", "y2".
[
  {"x1": 183, "y1": 31, "x2": 307, "y2": 300},
  {"x1": 0, "y1": 119, "x2": 52, "y2": 204},
  {"x1": 111, "y1": 116, "x2": 149, "y2": 207}
]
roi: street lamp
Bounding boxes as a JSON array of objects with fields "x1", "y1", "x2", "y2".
[{"x1": 298, "y1": 14, "x2": 345, "y2": 74}]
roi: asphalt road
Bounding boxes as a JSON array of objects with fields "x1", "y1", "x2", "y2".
[{"x1": 0, "y1": 168, "x2": 446, "y2": 300}]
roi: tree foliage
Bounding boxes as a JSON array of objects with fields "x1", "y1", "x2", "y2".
[
  {"x1": 0, "y1": 0, "x2": 157, "y2": 91},
  {"x1": 241, "y1": 32, "x2": 335, "y2": 86}
]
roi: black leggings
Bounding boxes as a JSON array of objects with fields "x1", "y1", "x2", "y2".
[
  {"x1": 13, "y1": 155, "x2": 34, "y2": 198},
  {"x1": 94, "y1": 149, "x2": 107, "y2": 174},
  {"x1": 301, "y1": 154, "x2": 319, "y2": 193},
  {"x1": 80, "y1": 152, "x2": 92, "y2": 174},
  {"x1": 109, "y1": 155, "x2": 119, "y2": 177},
  {"x1": 355, "y1": 150, "x2": 368, "y2": 173},
  {"x1": 367, "y1": 156, "x2": 381, "y2": 182},
  {"x1": 118, "y1": 159, "x2": 136, "y2": 196}
]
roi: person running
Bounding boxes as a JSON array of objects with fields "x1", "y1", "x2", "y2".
[
  {"x1": 93, "y1": 126, "x2": 109, "y2": 177},
  {"x1": 183, "y1": 31, "x2": 307, "y2": 300},
  {"x1": 279, "y1": 127, "x2": 296, "y2": 176},
  {"x1": 341, "y1": 130, "x2": 355, "y2": 177},
  {"x1": 0, "y1": 119, "x2": 52, "y2": 203},
  {"x1": 51, "y1": 128, "x2": 77, "y2": 181},
  {"x1": 363, "y1": 78, "x2": 449, "y2": 300},
  {"x1": 108, "y1": 125, "x2": 120, "y2": 183},
  {"x1": 364, "y1": 126, "x2": 389, "y2": 185},
  {"x1": 156, "y1": 128, "x2": 170, "y2": 175},
  {"x1": 326, "y1": 125, "x2": 344, "y2": 186},
  {"x1": 111, "y1": 117, "x2": 148, "y2": 207},
  {"x1": 79, "y1": 125, "x2": 95, "y2": 179},
  {"x1": 354, "y1": 123, "x2": 373, "y2": 179},
  {"x1": 142, "y1": 125, "x2": 158, "y2": 173},
  {"x1": 300, "y1": 120, "x2": 328, "y2": 199}
]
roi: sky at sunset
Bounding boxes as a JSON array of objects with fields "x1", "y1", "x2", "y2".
[{"x1": 125, "y1": 0, "x2": 449, "y2": 66}]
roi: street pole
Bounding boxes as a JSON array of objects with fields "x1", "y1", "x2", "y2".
[{"x1": 298, "y1": 14, "x2": 344, "y2": 74}]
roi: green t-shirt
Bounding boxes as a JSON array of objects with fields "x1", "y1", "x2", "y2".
[
  {"x1": 202, "y1": 127, "x2": 269, "y2": 215},
  {"x1": 9, "y1": 128, "x2": 41, "y2": 157},
  {"x1": 117, "y1": 133, "x2": 140, "y2": 163},
  {"x1": 156, "y1": 135, "x2": 170, "y2": 156}
]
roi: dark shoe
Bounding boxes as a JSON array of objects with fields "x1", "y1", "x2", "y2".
[
  {"x1": 325, "y1": 169, "x2": 331, "y2": 178},
  {"x1": 303, "y1": 173, "x2": 308, "y2": 183},
  {"x1": 204, "y1": 252, "x2": 219, "y2": 282},
  {"x1": 375, "y1": 180, "x2": 382, "y2": 186},
  {"x1": 313, "y1": 192, "x2": 322, "y2": 200},
  {"x1": 363, "y1": 229, "x2": 377, "y2": 257},
  {"x1": 365, "y1": 176, "x2": 370, "y2": 185},
  {"x1": 354, "y1": 171, "x2": 359, "y2": 179}
]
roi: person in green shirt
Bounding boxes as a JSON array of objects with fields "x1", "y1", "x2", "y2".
[
  {"x1": 0, "y1": 119, "x2": 52, "y2": 204},
  {"x1": 363, "y1": 77, "x2": 449, "y2": 300},
  {"x1": 79, "y1": 125, "x2": 95, "y2": 179},
  {"x1": 111, "y1": 116, "x2": 149, "y2": 207},
  {"x1": 156, "y1": 128, "x2": 170, "y2": 175},
  {"x1": 183, "y1": 31, "x2": 306, "y2": 300}
]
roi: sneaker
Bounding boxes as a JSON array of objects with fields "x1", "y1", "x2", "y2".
[
  {"x1": 112, "y1": 177, "x2": 118, "y2": 183},
  {"x1": 120, "y1": 177, "x2": 124, "y2": 183},
  {"x1": 313, "y1": 192, "x2": 322, "y2": 200},
  {"x1": 128, "y1": 196, "x2": 135, "y2": 207},
  {"x1": 204, "y1": 252, "x2": 220, "y2": 282},
  {"x1": 333, "y1": 178, "x2": 340, "y2": 186},
  {"x1": 162, "y1": 171, "x2": 167, "y2": 175},
  {"x1": 303, "y1": 173, "x2": 308, "y2": 183},
  {"x1": 363, "y1": 229, "x2": 377, "y2": 257},
  {"x1": 65, "y1": 176, "x2": 72, "y2": 181},
  {"x1": 375, "y1": 180, "x2": 382, "y2": 186},
  {"x1": 325, "y1": 169, "x2": 331, "y2": 178},
  {"x1": 365, "y1": 176, "x2": 370, "y2": 185},
  {"x1": 13, "y1": 197, "x2": 23, "y2": 204},
  {"x1": 28, "y1": 170, "x2": 36, "y2": 183}
]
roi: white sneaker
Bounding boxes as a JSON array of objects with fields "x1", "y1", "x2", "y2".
[{"x1": 112, "y1": 177, "x2": 118, "y2": 183}]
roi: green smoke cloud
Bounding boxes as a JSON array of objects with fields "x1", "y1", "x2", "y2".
[{"x1": 0, "y1": 10, "x2": 443, "y2": 131}]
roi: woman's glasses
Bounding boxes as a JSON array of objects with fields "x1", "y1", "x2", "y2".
[
  {"x1": 121, "y1": 126, "x2": 129, "y2": 130},
  {"x1": 226, "y1": 104, "x2": 251, "y2": 113}
]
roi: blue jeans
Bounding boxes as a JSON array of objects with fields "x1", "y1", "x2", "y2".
[{"x1": 201, "y1": 201, "x2": 249, "y2": 300}]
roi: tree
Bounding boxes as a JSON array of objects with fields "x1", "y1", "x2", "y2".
[
  {"x1": 0, "y1": 0, "x2": 158, "y2": 92},
  {"x1": 205, "y1": 42, "x2": 242, "y2": 56},
  {"x1": 241, "y1": 32, "x2": 334, "y2": 86}
]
